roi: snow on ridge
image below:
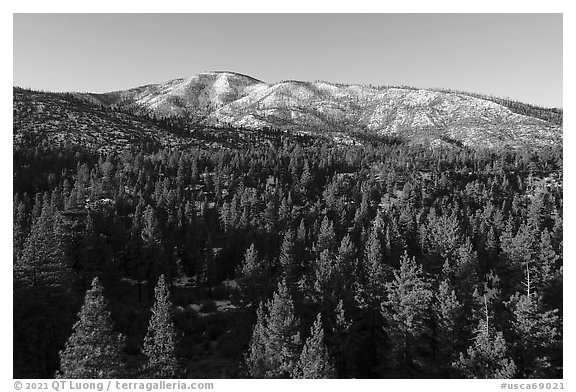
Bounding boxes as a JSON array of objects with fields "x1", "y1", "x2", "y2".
[{"x1": 89, "y1": 72, "x2": 561, "y2": 150}]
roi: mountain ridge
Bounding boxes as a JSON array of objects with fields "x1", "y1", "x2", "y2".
[{"x1": 14, "y1": 71, "x2": 563, "y2": 151}]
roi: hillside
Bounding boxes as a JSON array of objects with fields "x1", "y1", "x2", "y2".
[
  {"x1": 77, "y1": 71, "x2": 562, "y2": 151},
  {"x1": 13, "y1": 87, "x2": 195, "y2": 153},
  {"x1": 13, "y1": 87, "x2": 294, "y2": 153}
]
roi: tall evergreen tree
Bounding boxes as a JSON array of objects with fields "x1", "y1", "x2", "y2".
[
  {"x1": 245, "y1": 280, "x2": 301, "y2": 378},
  {"x1": 237, "y1": 243, "x2": 266, "y2": 305},
  {"x1": 506, "y1": 293, "x2": 561, "y2": 377},
  {"x1": 279, "y1": 229, "x2": 297, "y2": 284},
  {"x1": 434, "y1": 279, "x2": 464, "y2": 370},
  {"x1": 299, "y1": 160, "x2": 313, "y2": 196},
  {"x1": 297, "y1": 218, "x2": 307, "y2": 244},
  {"x1": 316, "y1": 216, "x2": 336, "y2": 254},
  {"x1": 245, "y1": 302, "x2": 270, "y2": 378},
  {"x1": 142, "y1": 275, "x2": 183, "y2": 378},
  {"x1": 58, "y1": 277, "x2": 126, "y2": 378},
  {"x1": 13, "y1": 197, "x2": 28, "y2": 262},
  {"x1": 361, "y1": 225, "x2": 389, "y2": 304},
  {"x1": 16, "y1": 202, "x2": 71, "y2": 289},
  {"x1": 382, "y1": 252, "x2": 433, "y2": 376},
  {"x1": 294, "y1": 313, "x2": 335, "y2": 378},
  {"x1": 453, "y1": 320, "x2": 516, "y2": 379}
]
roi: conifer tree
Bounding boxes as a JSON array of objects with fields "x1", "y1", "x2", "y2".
[
  {"x1": 279, "y1": 229, "x2": 297, "y2": 283},
  {"x1": 294, "y1": 314, "x2": 335, "y2": 378},
  {"x1": 245, "y1": 303, "x2": 269, "y2": 378},
  {"x1": 278, "y1": 196, "x2": 292, "y2": 228},
  {"x1": 442, "y1": 237, "x2": 480, "y2": 302},
  {"x1": 299, "y1": 160, "x2": 313, "y2": 196},
  {"x1": 330, "y1": 299, "x2": 355, "y2": 377},
  {"x1": 142, "y1": 275, "x2": 183, "y2": 378},
  {"x1": 382, "y1": 252, "x2": 433, "y2": 375},
  {"x1": 264, "y1": 199, "x2": 278, "y2": 234},
  {"x1": 535, "y1": 229, "x2": 560, "y2": 291},
  {"x1": 506, "y1": 293, "x2": 561, "y2": 377},
  {"x1": 336, "y1": 234, "x2": 356, "y2": 280},
  {"x1": 81, "y1": 211, "x2": 99, "y2": 268},
  {"x1": 316, "y1": 216, "x2": 336, "y2": 254},
  {"x1": 297, "y1": 218, "x2": 307, "y2": 244},
  {"x1": 13, "y1": 198, "x2": 28, "y2": 262},
  {"x1": 140, "y1": 205, "x2": 166, "y2": 297},
  {"x1": 453, "y1": 320, "x2": 516, "y2": 379},
  {"x1": 58, "y1": 277, "x2": 126, "y2": 378},
  {"x1": 16, "y1": 203, "x2": 70, "y2": 289},
  {"x1": 434, "y1": 279, "x2": 464, "y2": 367},
  {"x1": 313, "y1": 249, "x2": 338, "y2": 306},
  {"x1": 265, "y1": 279, "x2": 301, "y2": 377},
  {"x1": 245, "y1": 280, "x2": 301, "y2": 378},
  {"x1": 362, "y1": 225, "x2": 389, "y2": 303},
  {"x1": 237, "y1": 243, "x2": 265, "y2": 304}
]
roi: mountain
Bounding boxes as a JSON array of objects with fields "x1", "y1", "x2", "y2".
[
  {"x1": 15, "y1": 71, "x2": 562, "y2": 151},
  {"x1": 13, "y1": 86, "x2": 291, "y2": 153},
  {"x1": 80, "y1": 72, "x2": 268, "y2": 119}
]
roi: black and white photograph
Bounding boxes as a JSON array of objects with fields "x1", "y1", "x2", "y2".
[{"x1": 10, "y1": 8, "x2": 566, "y2": 387}]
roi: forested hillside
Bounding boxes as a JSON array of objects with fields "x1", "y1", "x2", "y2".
[{"x1": 13, "y1": 129, "x2": 563, "y2": 378}]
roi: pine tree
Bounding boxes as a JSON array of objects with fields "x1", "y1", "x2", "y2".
[
  {"x1": 58, "y1": 278, "x2": 126, "y2": 378},
  {"x1": 434, "y1": 279, "x2": 464, "y2": 368},
  {"x1": 313, "y1": 249, "x2": 338, "y2": 306},
  {"x1": 362, "y1": 225, "x2": 389, "y2": 303},
  {"x1": 336, "y1": 234, "x2": 356, "y2": 280},
  {"x1": 297, "y1": 218, "x2": 307, "y2": 244},
  {"x1": 264, "y1": 199, "x2": 278, "y2": 234},
  {"x1": 453, "y1": 320, "x2": 516, "y2": 379},
  {"x1": 442, "y1": 237, "x2": 479, "y2": 302},
  {"x1": 423, "y1": 211, "x2": 461, "y2": 261},
  {"x1": 294, "y1": 314, "x2": 335, "y2": 378},
  {"x1": 140, "y1": 205, "x2": 166, "y2": 296},
  {"x1": 316, "y1": 216, "x2": 336, "y2": 254},
  {"x1": 13, "y1": 197, "x2": 28, "y2": 262},
  {"x1": 354, "y1": 189, "x2": 371, "y2": 228},
  {"x1": 245, "y1": 280, "x2": 301, "y2": 378},
  {"x1": 382, "y1": 252, "x2": 433, "y2": 375},
  {"x1": 300, "y1": 160, "x2": 313, "y2": 196},
  {"x1": 279, "y1": 229, "x2": 297, "y2": 283},
  {"x1": 278, "y1": 195, "x2": 292, "y2": 228},
  {"x1": 506, "y1": 293, "x2": 561, "y2": 377},
  {"x1": 237, "y1": 243, "x2": 266, "y2": 304},
  {"x1": 141, "y1": 204, "x2": 162, "y2": 245},
  {"x1": 535, "y1": 229, "x2": 560, "y2": 291},
  {"x1": 245, "y1": 302, "x2": 269, "y2": 378},
  {"x1": 331, "y1": 299, "x2": 355, "y2": 377},
  {"x1": 81, "y1": 211, "x2": 99, "y2": 268},
  {"x1": 142, "y1": 275, "x2": 183, "y2": 378},
  {"x1": 16, "y1": 203, "x2": 70, "y2": 289},
  {"x1": 219, "y1": 201, "x2": 231, "y2": 231},
  {"x1": 265, "y1": 279, "x2": 301, "y2": 377}
]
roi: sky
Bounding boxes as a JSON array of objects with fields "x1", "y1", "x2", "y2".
[{"x1": 13, "y1": 13, "x2": 563, "y2": 108}]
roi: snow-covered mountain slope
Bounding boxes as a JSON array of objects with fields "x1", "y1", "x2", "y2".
[
  {"x1": 82, "y1": 71, "x2": 269, "y2": 118},
  {"x1": 78, "y1": 71, "x2": 562, "y2": 150},
  {"x1": 14, "y1": 86, "x2": 306, "y2": 154}
]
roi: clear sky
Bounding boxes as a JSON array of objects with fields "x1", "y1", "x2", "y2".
[{"x1": 13, "y1": 13, "x2": 563, "y2": 108}]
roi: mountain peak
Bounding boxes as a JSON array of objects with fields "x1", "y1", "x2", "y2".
[{"x1": 69, "y1": 72, "x2": 562, "y2": 151}]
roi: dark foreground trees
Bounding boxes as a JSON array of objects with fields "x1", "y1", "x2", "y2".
[
  {"x1": 58, "y1": 277, "x2": 126, "y2": 378},
  {"x1": 294, "y1": 314, "x2": 335, "y2": 378},
  {"x1": 245, "y1": 280, "x2": 301, "y2": 378},
  {"x1": 142, "y1": 274, "x2": 183, "y2": 378}
]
